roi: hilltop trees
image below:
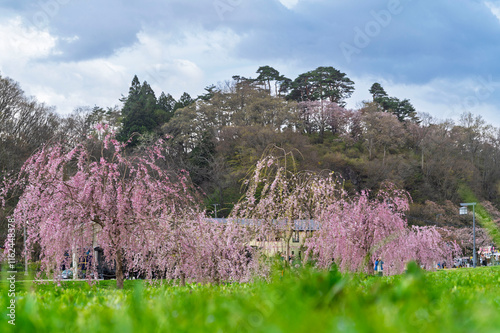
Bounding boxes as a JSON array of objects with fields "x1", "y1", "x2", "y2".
[
  {"x1": 288, "y1": 67, "x2": 355, "y2": 106},
  {"x1": 255, "y1": 65, "x2": 291, "y2": 96},
  {"x1": 361, "y1": 108, "x2": 406, "y2": 162},
  {"x1": 174, "y1": 92, "x2": 194, "y2": 111},
  {"x1": 156, "y1": 92, "x2": 176, "y2": 123},
  {"x1": 297, "y1": 100, "x2": 347, "y2": 141},
  {"x1": 153, "y1": 69, "x2": 499, "y2": 219},
  {"x1": 369, "y1": 82, "x2": 387, "y2": 100},
  {"x1": 256, "y1": 65, "x2": 281, "y2": 94},
  {"x1": 369, "y1": 82, "x2": 419, "y2": 122},
  {"x1": 119, "y1": 76, "x2": 187, "y2": 144}
]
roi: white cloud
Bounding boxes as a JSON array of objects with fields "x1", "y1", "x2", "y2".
[
  {"x1": 0, "y1": 17, "x2": 57, "y2": 68},
  {"x1": 347, "y1": 75, "x2": 500, "y2": 128},
  {"x1": 1, "y1": 24, "x2": 244, "y2": 114},
  {"x1": 1, "y1": 1, "x2": 500, "y2": 128},
  {"x1": 279, "y1": 0, "x2": 299, "y2": 10},
  {"x1": 109, "y1": 27, "x2": 242, "y2": 99},
  {"x1": 485, "y1": 1, "x2": 500, "y2": 21}
]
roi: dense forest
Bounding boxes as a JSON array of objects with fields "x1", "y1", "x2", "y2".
[{"x1": 1, "y1": 66, "x2": 500, "y2": 246}]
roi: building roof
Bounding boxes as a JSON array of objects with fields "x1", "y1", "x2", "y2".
[{"x1": 206, "y1": 218, "x2": 320, "y2": 231}]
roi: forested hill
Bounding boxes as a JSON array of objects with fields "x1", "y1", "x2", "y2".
[{"x1": 1, "y1": 67, "x2": 500, "y2": 231}]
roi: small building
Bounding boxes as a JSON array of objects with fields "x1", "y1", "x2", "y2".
[{"x1": 210, "y1": 218, "x2": 320, "y2": 260}]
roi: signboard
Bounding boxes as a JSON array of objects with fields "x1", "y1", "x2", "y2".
[{"x1": 459, "y1": 207, "x2": 468, "y2": 215}]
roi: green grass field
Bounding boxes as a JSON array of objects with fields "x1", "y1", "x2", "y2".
[{"x1": 1, "y1": 264, "x2": 500, "y2": 333}]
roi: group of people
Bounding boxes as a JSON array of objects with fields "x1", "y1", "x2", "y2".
[
  {"x1": 374, "y1": 258, "x2": 384, "y2": 276},
  {"x1": 437, "y1": 262, "x2": 448, "y2": 269}
]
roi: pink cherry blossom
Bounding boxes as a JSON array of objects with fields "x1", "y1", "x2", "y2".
[
  {"x1": 1, "y1": 131, "x2": 260, "y2": 288},
  {"x1": 233, "y1": 150, "x2": 460, "y2": 275}
]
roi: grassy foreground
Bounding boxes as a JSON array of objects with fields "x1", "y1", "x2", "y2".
[{"x1": 1, "y1": 265, "x2": 500, "y2": 333}]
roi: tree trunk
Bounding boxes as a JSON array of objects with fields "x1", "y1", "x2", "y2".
[
  {"x1": 72, "y1": 250, "x2": 78, "y2": 280},
  {"x1": 383, "y1": 146, "x2": 386, "y2": 167},
  {"x1": 367, "y1": 255, "x2": 373, "y2": 275},
  {"x1": 180, "y1": 272, "x2": 186, "y2": 287},
  {"x1": 368, "y1": 139, "x2": 373, "y2": 160},
  {"x1": 116, "y1": 250, "x2": 124, "y2": 289},
  {"x1": 286, "y1": 237, "x2": 291, "y2": 264},
  {"x1": 421, "y1": 148, "x2": 424, "y2": 170},
  {"x1": 285, "y1": 224, "x2": 293, "y2": 264}
]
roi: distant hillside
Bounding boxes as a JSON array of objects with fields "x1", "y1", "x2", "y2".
[{"x1": 2, "y1": 68, "x2": 500, "y2": 246}]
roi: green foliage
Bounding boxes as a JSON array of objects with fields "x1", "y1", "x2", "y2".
[
  {"x1": 287, "y1": 66, "x2": 355, "y2": 105},
  {"x1": 174, "y1": 92, "x2": 194, "y2": 111},
  {"x1": 370, "y1": 82, "x2": 419, "y2": 122},
  {"x1": 22, "y1": 69, "x2": 500, "y2": 229},
  {"x1": 156, "y1": 92, "x2": 176, "y2": 123},
  {"x1": 369, "y1": 82, "x2": 388, "y2": 100},
  {"x1": 255, "y1": 65, "x2": 291, "y2": 96},
  {"x1": 1, "y1": 266, "x2": 500, "y2": 332},
  {"x1": 118, "y1": 76, "x2": 180, "y2": 144}
]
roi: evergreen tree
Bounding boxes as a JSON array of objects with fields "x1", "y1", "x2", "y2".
[
  {"x1": 369, "y1": 83, "x2": 388, "y2": 100},
  {"x1": 394, "y1": 99, "x2": 418, "y2": 123},
  {"x1": 287, "y1": 67, "x2": 355, "y2": 106},
  {"x1": 197, "y1": 85, "x2": 217, "y2": 101},
  {"x1": 156, "y1": 92, "x2": 176, "y2": 123},
  {"x1": 370, "y1": 83, "x2": 419, "y2": 123},
  {"x1": 256, "y1": 65, "x2": 281, "y2": 94},
  {"x1": 119, "y1": 76, "x2": 162, "y2": 144},
  {"x1": 174, "y1": 92, "x2": 194, "y2": 111},
  {"x1": 120, "y1": 75, "x2": 141, "y2": 118},
  {"x1": 139, "y1": 82, "x2": 156, "y2": 107}
]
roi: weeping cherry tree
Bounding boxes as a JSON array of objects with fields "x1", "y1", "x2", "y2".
[{"x1": 1, "y1": 125, "x2": 201, "y2": 288}]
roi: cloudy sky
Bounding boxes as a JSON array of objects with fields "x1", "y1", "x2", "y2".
[{"x1": 1, "y1": 0, "x2": 500, "y2": 127}]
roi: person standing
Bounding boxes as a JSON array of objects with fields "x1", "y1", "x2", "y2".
[
  {"x1": 378, "y1": 258, "x2": 384, "y2": 276},
  {"x1": 374, "y1": 258, "x2": 379, "y2": 275}
]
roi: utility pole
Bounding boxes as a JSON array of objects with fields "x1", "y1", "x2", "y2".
[
  {"x1": 460, "y1": 203, "x2": 477, "y2": 268},
  {"x1": 214, "y1": 204, "x2": 219, "y2": 218}
]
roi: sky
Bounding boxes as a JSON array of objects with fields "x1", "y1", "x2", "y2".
[{"x1": 1, "y1": 0, "x2": 500, "y2": 127}]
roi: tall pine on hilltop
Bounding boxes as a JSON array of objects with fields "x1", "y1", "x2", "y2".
[{"x1": 369, "y1": 82, "x2": 419, "y2": 123}]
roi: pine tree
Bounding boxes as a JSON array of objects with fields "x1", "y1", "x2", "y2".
[{"x1": 369, "y1": 82, "x2": 388, "y2": 100}]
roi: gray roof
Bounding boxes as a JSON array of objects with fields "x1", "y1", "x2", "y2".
[{"x1": 205, "y1": 218, "x2": 320, "y2": 231}]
